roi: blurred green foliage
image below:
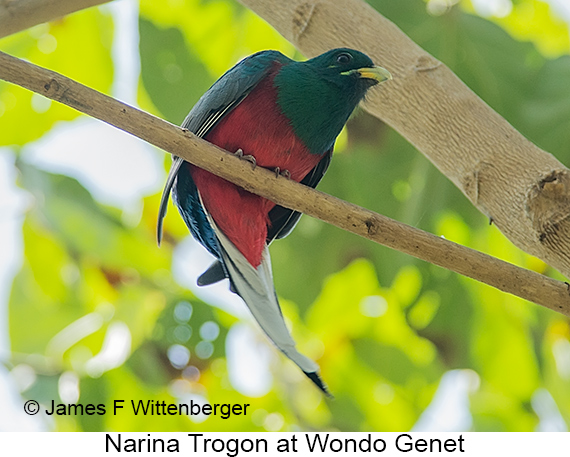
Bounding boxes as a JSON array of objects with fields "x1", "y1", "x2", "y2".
[{"x1": 1, "y1": 0, "x2": 569, "y2": 432}]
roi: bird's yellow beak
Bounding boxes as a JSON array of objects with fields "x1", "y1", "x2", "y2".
[
  {"x1": 355, "y1": 66, "x2": 392, "y2": 83},
  {"x1": 342, "y1": 65, "x2": 392, "y2": 83}
]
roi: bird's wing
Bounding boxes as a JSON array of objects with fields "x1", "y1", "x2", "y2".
[
  {"x1": 203, "y1": 202, "x2": 330, "y2": 395},
  {"x1": 266, "y1": 147, "x2": 333, "y2": 243},
  {"x1": 157, "y1": 51, "x2": 287, "y2": 244}
]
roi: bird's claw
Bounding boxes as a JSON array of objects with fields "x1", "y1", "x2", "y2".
[
  {"x1": 234, "y1": 148, "x2": 257, "y2": 169},
  {"x1": 274, "y1": 167, "x2": 291, "y2": 179}
]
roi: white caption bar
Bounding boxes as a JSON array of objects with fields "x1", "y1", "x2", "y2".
[{"x1": 2, "y1": 432, "x2": 568, "y2": 456}]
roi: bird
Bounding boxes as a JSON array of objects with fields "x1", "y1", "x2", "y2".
[{"x1": 157, "y1": 48, "x2": 391, "y2": 395}]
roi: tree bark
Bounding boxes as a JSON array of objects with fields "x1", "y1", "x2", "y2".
[
  {"x1": 0, "y1": 0, "x2": 110, "y2": 39},
  {"x1": 238, "y1": 0, "x2": 570, "y2": 281},
  {"x1": 1, "y1": 49, "x2": 570, "y2": 316}
]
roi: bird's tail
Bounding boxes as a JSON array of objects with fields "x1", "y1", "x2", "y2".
[
  {"x1": 207, "y1": 214, "x2": 331, "y2": 396},
  {"x1": 157, "y1": 156, "x2": 184, "y2": 246}
]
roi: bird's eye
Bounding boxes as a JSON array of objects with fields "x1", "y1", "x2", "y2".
[{"x1": 336, "y1": 52, "x2": 352, "y2": 64}]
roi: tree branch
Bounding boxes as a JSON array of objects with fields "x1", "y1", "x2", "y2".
[
  {"x1": 239, "y1": 0, "x2": 570, "y2": 281},
  {"x1": 1, "y1": 50, "x2": 569, "y2": 316},
  {"x1": 0, "y1": 0, "x2": 111, "y2": 39}
]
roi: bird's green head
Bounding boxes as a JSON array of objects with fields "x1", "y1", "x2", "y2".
[
  {"x1": 305, "y1": 48, "x2": 392, "y2": 90},
  {"x1": 274, "y1": 48, "x2": 391, "y2": 154}
]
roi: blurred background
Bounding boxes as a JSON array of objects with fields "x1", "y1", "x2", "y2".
[{"x1": 0, "y1": 0, "x2": 569, "y2": 432}]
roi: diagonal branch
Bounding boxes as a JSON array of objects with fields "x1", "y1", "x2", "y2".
[{"x1": 1, "y1": 50, "x2": 569, "y2": 316}]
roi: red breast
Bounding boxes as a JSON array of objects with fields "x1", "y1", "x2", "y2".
[{"x1": 190, "y1": 69, "x2": 322, "y2": 267}]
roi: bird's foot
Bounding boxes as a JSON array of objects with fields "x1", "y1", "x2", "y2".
[
  {"x1": 233, "y1": 148, "x2": 257, "y2": 169},
  {"x1": 273, "y1": 167, "x2": 291, "y2": 179}
]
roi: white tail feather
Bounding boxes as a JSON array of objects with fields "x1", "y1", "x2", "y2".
[{"x1": 204, "y1": 208, "x2": 319, "y2": 374}]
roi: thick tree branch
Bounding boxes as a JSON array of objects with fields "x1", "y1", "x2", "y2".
[
  {"x1": 1, "y1": 50, "x2": 569, "y2": 316},
  {"x1": 238, "y1": 0, "x2": 570, "y2": 282},
  {"x1": 0, "y1": 0, "x2": 110, "y2": 39}
]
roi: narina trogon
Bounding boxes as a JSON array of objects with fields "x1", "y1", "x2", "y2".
[{"x1": 157, "y1": 48, "x2": 391, "y2": 395}]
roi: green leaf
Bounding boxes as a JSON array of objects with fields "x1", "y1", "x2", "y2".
[
  {"x1": 139, "y1": 18, "x2": 214, "y2": 123},
  {"x1": 0, "y1": 8, "x2": 114, "y2": 146}
]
